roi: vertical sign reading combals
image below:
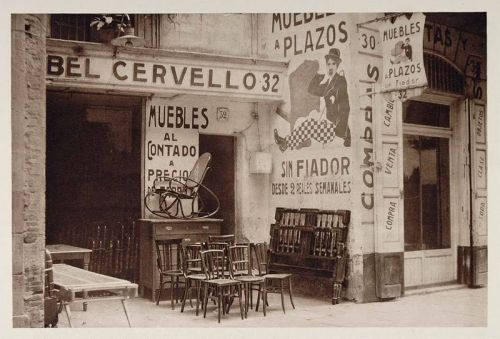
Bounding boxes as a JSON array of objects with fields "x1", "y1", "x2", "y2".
[
  {"x1": 381, "y1": 13, "x2": 427, "y2": 92},
  {"x1": 144, "y1": 98, "x2": 209, "y2": 216}
]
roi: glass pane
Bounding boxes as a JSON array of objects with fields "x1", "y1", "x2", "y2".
[
  {"x1": 404, "y1": 135, "x2": 421, "y2": 251},
  {"x1": 403, "y1": 135, "x2": 450, "y2": 251},
  {"x1": 403, "y1": 100, "x2": 450, "y2": 128}
]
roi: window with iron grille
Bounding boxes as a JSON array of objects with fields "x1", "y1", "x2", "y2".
[
  {"x1": 50, "y1": 14, "x2": 136, "y2": 43},
  {"x1": 423, "y1": 52, "x2": 465, "y2": 95}
]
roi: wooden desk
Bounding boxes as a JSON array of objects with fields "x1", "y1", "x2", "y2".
[
  {"x1": 137, "y1": 218, "x2": 222, "y2": 300},
  {"x1": 47, "y1": 244, "x2": 92, "y2": 270},
  {"x1": 53, "y1": 264, "x2": 138, "y2": 327}
]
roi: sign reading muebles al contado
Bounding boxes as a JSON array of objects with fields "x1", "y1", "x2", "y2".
[{"x1": 380, "y1": 13, "x2": 427, "y2": 92}]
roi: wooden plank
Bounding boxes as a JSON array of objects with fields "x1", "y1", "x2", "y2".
[
  {"x1": 53, "y1": 264, "x2": 137, "y2": 292},
  {"x1": 47, "y1": 244, "x2": 92, "y2": 254}
]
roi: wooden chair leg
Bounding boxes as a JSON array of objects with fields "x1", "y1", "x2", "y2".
[
  {"x1": 245, "y1": 283, "x2": 250, "y2": 318},
  {"x1": 203, "y1": 283, "x2": 209, "y2": 318},
  {"x1": 189, "y1": 280, "x2": 193, "y2": 308},
  {"x1": 196, "y1": 281, "x2": 201, "y2": 316},
  {"x1": 217, "y1": 287, "x2": 222, "y2": 323},
  {"x1": 250, "y1": 284, "x2": 253, "y2": 309},
  {"x1": 156, "y1": 276, "x2": 163, "y2": 306},
  {"x1": 288, "y1": 276, "x2": 295, "y2": 309},
  {"x1": 255, "y1": 284, "x2": 261, "y2": 312},
  {"x1": 170, "y1": 276, "x2": 175, "y2": 310},
  {"x1": 181, "y1": 279, "x2": 189, "y2": 312},
  {"x1": 280, "y1": 279, "x2": 285, "y2": 314},
  {"x1": 262, "y1": 280, "x2": 267, "y2": 316},
  {"x1": 238, "y1": 284, "x2": 244, "y2": 320}
]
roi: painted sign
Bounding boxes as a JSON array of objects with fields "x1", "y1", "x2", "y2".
[
  {"x1": 270, "y1": 149, "x2": 352, "y2": 209},
  {"x1": 46, "y1": 53, "x2": 283, "y2": 99},
  {"x1": 356, "y1": 19, "x2": 382, "y2": 223},
  {"x1": 380, "y1": 13, "x2": 427, "y2": 92},
  {"x1": 262, "y1": 13, "x2": 354, "y2": 211},
  {"x1": 144, "y1": 98, "x2": 209, "y2": 215},
  {"x1": 382, "y1": 197, "x2": 400, "y2": 242},
  {"x1": 475, "y1": 103, "x2": 486, "y2": 144},
  {"x1": 475, "y1": 198, "x2": 487, "y2": 237}
]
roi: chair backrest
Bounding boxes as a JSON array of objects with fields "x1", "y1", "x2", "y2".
[
  {"x1": 155, "y1": 238, "x2": 183, "y2": 273},
  {"x1": 185, "y1": 152, "x2": 211, "y2": 192},
  {"x1": 252, "y1": 242, "x2": 269, "y2": 275},
  {"x1": 180, "y1": 243, "x2": 203, "y2": 275},
  {"x1": 229, "y1": 245, "x2": 252, "y2": 276},
  {"x1": 200, "y1": 249, "x2": 227, "y2": 280},
  {"x1": 208, "y1": 234, "x2": 235, "y2": 246}
]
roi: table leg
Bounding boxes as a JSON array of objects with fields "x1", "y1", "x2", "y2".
[
  {"x1": 63, "y1": 303, "x2": 73, "y2": 328},
  {"x1": 82, "y1": 256, "x2": 90, "y2": 311},
  {"x1": 83, "y1": 253, "x2": 91, "y2": 271},
  {"x1": 121, "y1": 299, "x2": 132, "y2": 328},
  {"x1": 83, "y1": 290, "x2": 88, "y2": 311}
]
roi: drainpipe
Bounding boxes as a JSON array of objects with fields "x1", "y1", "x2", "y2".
[{"x1": 467, "y1": 99, "x2": 475, "y2": 287}]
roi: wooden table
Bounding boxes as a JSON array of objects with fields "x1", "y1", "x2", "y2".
[
  {"x1": 46, "y1": 244, "x2": 92, "y2": 270},
  {"x1": 52, "y1": 264, "x2": 138, "y2": 327}
]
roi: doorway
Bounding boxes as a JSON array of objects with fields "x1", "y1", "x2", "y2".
[
  {"x1": 199, "y1": 134, "x2": 235, "y2": 235},
  {"x1": 46, "y1": 92, "x2": 142, "y2": 244},
  {"x1": 402, "y1": 99, "x2": 455, "y2": 288}
]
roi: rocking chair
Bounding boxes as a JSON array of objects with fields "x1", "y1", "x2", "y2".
[{"x1": 145, "y1": 152, "x2": 220, "y2": 219}]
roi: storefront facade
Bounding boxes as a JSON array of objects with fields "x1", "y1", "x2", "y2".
[{"x1": 11, "y1": 12, "x2": 487, "y2": 327}]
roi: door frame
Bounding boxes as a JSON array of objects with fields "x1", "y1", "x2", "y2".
[{"x1": 402, "y1": 93, "x2": 459, "y2": 288}]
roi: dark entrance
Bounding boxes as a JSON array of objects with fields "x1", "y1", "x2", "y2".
[
  {"x1": 199, "y1": 134, "x2": 235, "y2": 235},
  {"x1": 46, "y1": 92, "x2": 142, "y2": 280}
]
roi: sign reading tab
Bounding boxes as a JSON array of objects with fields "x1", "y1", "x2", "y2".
[{"x1": 381, "y1": 13, "x2": 427, "y2": 92}]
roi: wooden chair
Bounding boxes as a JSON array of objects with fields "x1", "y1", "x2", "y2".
[
  {"x1": 229, "y1": 245, "x2": 266, "y2": 317},
  {"x1": 180, "y1": 243, "x2": 206, "y2": 315},
  {"x1": 154, "y1": 238, "x2": 185, "y2": 310},
  {"x1": 208, "y1": 234, "x2": 235, "y2": 246},
  {"x1": 200, "y1": 249, "x2": 244, "y2": 323},
  {"x1": 44, "y1": 249, "x2": 61, "y2": 327},
  {"x1": 253, "y1": 242, "x2": 295, "y2": 314}
]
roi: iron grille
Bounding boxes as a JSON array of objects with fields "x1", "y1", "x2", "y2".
[
  {"x1": 50, "y1": 14, "x2": 93, "y2": 42},
  {"x1": 424, "y1": 52, "x2": 465, "y2": 95}
]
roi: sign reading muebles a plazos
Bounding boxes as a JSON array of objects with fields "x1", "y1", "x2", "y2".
[{"x1": 380, "y1": 13, "x2": 427, "y2": 92}]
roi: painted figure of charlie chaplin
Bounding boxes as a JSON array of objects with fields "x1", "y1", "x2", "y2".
[{"x1": 308, "y1": 48, "x2": 351, "y2": 146}]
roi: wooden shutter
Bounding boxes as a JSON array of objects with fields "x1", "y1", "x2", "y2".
[
  {"x1": 468, "y1": 99, "x2": 487, "y2": 286},
  {"x1": 372, "y1": 87, "x2": 406, "y2": 298}
]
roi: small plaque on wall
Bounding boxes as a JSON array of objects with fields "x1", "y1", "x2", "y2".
[{"x1": 217, "y1": 107, "x2": 229, "y2": 121}]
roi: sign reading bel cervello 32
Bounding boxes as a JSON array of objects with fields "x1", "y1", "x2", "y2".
[
  {"x1": 380, "y1": 13, "x2": 427, "y2": 92},
  {"x1": 46, "y1": 53, "x2": 283, "y2": 99}
]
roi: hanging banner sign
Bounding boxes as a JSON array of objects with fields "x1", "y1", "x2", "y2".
[{"x1": 380, "y1": 13, "x2": 427, "y2": 92}]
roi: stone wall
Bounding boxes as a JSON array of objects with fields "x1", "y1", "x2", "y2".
[{"x1": 11, "y1": 14, "x2": 47, "y2": 328}]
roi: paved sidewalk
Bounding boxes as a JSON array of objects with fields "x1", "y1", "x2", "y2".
[{"x1": 54, "y1": 286, "x2": 487, "y2": 328}]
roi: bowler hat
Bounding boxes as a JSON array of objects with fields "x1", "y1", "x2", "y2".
[{"x1": 325, "y1": 48, "x2": 342, "y2": 63}]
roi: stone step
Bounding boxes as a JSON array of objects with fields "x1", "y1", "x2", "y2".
[{"x1": 404, "y1": 283, "x2": 467, "y2": 297}]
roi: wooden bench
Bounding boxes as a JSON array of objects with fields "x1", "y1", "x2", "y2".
[{"x1": 268, "y1": 208, "x2": 350, "y2": 305}]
